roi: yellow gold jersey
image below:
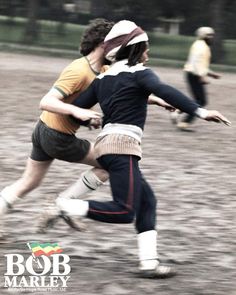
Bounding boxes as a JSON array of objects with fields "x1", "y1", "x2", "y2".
[
  {"x1": 40, "y1": 57, "x2": 99, "y2": 134},
  {"x1": 184, "y1": 40, "x2": 211, "y2": 77}
]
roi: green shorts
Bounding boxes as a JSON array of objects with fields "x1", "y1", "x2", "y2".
[{"x1": 31, "y1": 120, "x2": 91, "y2": 162}]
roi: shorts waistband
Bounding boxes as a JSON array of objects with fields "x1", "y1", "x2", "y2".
[{"x1": 38, "y1": 120, "x2": 74, "y2": 137}]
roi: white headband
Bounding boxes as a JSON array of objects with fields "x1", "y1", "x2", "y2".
[{"x1": 104, "y1": 20, "x2": 148, "y2": 61}]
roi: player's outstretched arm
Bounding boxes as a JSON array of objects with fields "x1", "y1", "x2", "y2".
[
  {"x1": 196, "y1": 109, "x2": 231, "y2": 125},
  {"x1": 148, "y1": 95, "x2": 176, "y2": 112}
]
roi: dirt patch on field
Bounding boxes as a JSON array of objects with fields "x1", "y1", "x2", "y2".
[{"x1": 0, "y1": 52, "x2": 235, "y2": 295}]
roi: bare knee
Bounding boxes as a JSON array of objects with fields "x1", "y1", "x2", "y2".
[
  {"x1": 80, "y1": 144, "x2": 101, "y2": 168},
  {"x1": 92, "y1": 168, "x2": 109, "y2": 182}
]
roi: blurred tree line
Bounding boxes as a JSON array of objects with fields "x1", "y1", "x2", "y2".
[{"x1": 0, "y1": 0, "x2": 236, "y2": 62}]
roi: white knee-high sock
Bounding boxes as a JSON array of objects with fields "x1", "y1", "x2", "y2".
[
  {"x1": 56, "y1": 197, "x2": 89, "y2": 217},
  {"x1": 0, "y1": 198, "x2": 8, "y2": 215},
  {"x1": 137, "y1": 230, "x2": 159, "y2": 270},
  {"x1": 0, "y1": 186, "x2": 20, "y2": 215},
  {"x1": 59, "y1": 169, "x2": 104, "y2": 199}
]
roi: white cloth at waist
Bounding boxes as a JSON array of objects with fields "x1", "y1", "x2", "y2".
[{"x1": 97, "y1": 123, "x2": 143, "y2": 143}]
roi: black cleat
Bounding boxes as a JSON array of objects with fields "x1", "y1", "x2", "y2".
[{"x1": 59, "y1": 211, "x2": 86, "y2": 232}]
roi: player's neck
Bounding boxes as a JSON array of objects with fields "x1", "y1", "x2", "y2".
[{"x1": 86, "y1": 48, "x2": 104, "y2": 74}]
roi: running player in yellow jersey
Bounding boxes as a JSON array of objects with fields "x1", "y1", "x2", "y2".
[
  {"x1": 0, "y1": 19, "x2": 114, "y2": 237},
  {"x1": 177, "y1": 27, "x2": 221, "y2": 130}
]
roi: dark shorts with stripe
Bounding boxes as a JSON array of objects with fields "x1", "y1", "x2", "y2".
[{"x1": 30, "y1": 120, "x2": 91, "y2": 162}]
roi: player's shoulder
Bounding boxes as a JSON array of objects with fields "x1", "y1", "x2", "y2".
[
  {"x1": 62, "y1": 57, "x2": 88, "y2": 74},
  {"x1": 70, "y1": 56, "x2": 87, "y2": 66},
  {"x1": 192, "y1": 39, "x2": 208, "y2": 50}
]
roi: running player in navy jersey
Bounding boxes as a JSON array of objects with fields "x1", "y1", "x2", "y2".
[{"x1": 54, "y1": 20, "x2": 230, "y2": 278}]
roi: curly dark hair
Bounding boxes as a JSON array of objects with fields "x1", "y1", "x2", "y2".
[
  {"x1": 115, "y1": 41, "x2": 148, "y2": 66},
  {"x1": 80, "y1": 18, "x2": 114, "y2": 56}
]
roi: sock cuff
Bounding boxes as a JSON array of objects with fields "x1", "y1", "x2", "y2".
[
  {"x1": 138, "y1": 230, "x2": 157, "y2": 241},
  {"x1": 82, "y1": 170, "x2": 104, "y2": 190},
  {"x1": 1, "y1": 186, "x2": 19, "y2": 205}
]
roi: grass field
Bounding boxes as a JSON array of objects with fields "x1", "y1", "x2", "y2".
[{"x1": 1, "y1": 15, "x2": 236, "y2": 69}]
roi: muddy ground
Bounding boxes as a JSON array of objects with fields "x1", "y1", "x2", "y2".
[{"x1": 0, "y1": 52, "x2": 235, "y2": 295}]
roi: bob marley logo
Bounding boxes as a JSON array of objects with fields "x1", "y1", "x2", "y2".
[{"x1": 4, "y1": 242, "x2": 70, "y2": 292}]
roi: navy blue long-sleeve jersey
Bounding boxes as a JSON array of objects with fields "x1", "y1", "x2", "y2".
[{"x1": 73, "y1": 60, "x2": 199, "y2": 130}]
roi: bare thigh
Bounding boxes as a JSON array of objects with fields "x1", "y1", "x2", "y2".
[
  {"x1": 79, "y1": 143, "x2": 109, "y2": 182},
  {"x1": 79, "y1": 143, "x2": 100, "y2": 167}
]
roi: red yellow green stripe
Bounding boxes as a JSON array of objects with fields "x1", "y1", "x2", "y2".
[{"x1": 29, "y1": 242, "x2": 63, "y2": 257}]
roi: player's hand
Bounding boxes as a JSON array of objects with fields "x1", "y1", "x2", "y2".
[
  {"x1": 208, "y1": 72, "x2": 221, "y2": 79},
  {"x1": 155, "y1": 97, "x2": 176, "y2": 111},
  {"x1": 71, "y1": 107, "x2": 102, "y2": 121},
  {"x1": 148, "y1": 96, "x2": 175, "y2": 111},
  {"x1": 212, "y1": 73, "x2": 221, "y2": 79},
  {"x1": 205, "y1": 110, "x2": 231, "y2": 126},
  {"x1": 88, "y1": 118, "x2": 102, "y2": 130},
  {"x1": 200, "y1": 76, "x2": 210, "y2": 84},
  {"x1": 163, "y1": 103, "x2": 176, "y2": 112}
]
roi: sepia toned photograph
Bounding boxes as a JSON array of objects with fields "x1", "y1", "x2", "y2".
[{"x1": 0, "y1": 1, "x2": 235, "y2": 294}]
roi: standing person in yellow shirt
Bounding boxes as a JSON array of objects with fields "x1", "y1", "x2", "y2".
[
  {"x1": 0, "y1": 19, "x2": 114, "y2": 236},
  {"x1": 177, "y1": 27, "x2": 221, "y2": 130}
]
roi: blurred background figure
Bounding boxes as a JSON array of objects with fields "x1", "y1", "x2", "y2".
[{"x1": 176, "y1": 26, "x2": 221, "y2": 131}]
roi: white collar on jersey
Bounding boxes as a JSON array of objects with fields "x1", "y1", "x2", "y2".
[{"x1": 98, "y1": 59, "x2": 146, "y2": 79}]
